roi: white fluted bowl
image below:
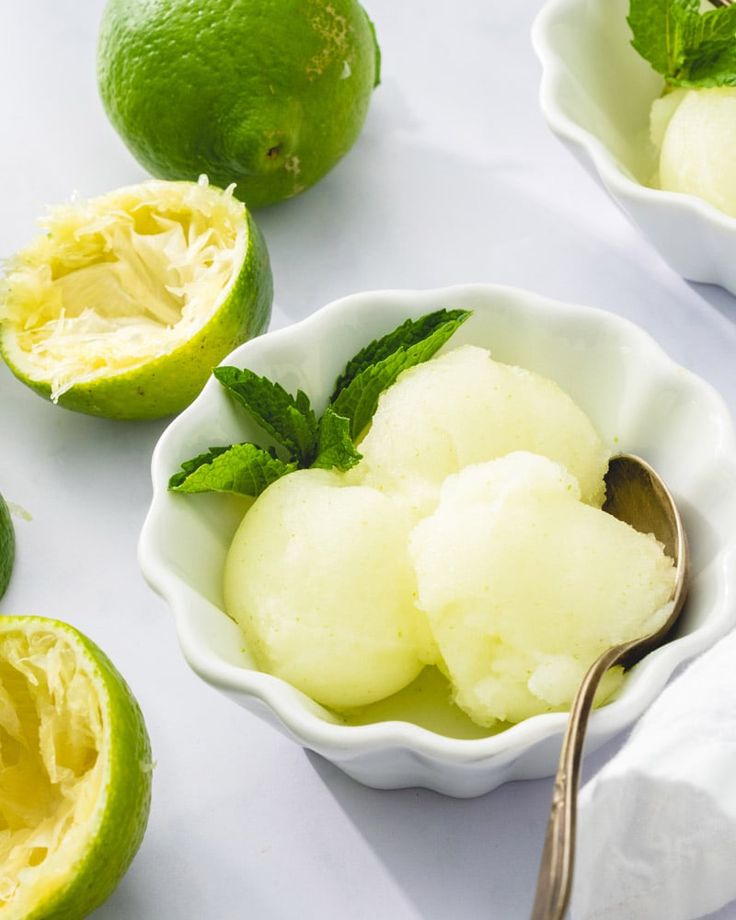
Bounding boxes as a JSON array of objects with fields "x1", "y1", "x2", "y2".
[
  {"x1": 533, "y1": 0, "x2": 736, "y2": 294},
  {"x1": 139, "y1": 284, "x2": 736, "y2": 797}
]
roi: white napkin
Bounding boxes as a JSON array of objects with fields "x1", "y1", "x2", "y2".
[{"x1": 571, "y1": 627, "x2": 736, "y2": 920}]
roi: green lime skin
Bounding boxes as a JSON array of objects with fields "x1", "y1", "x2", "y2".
[
  {"x1": 1, "y1": 210, "x2": 272, "y2": 421},
  {"x1": 97, "y1": 0, "x2": 381, "y2": 208},
  {"x1": 0, "y1": 495, "x2": 14, "y2": 601},
  {"x1": 0, "y1": 616, "x2": 152, "y2": 920}
]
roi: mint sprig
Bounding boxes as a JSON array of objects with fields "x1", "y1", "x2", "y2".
[
  {"x1": 629, "y1": 0, "x2": 736, "y2": 87},
  {"x1": 168, "y1": 308, "x2": 471, "y2": 497}
]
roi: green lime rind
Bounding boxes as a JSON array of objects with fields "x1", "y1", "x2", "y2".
[
  {"x1": 365, "y1": 12, "x2": 381, "y2": 87},
  {"x1": 0, "y1": 616, "x2": 153, "y2": 920},
  {"x1": 0, "y1": 495, "x2": 15, "y2": 601},
  {"x1": 0, "y1": 209, "x2": 272, "y2": 421},
  {"x1": 97, "y1": 0, "x2": 381, "y2": 208}
]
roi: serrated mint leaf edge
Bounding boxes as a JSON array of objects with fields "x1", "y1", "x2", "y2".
[
  {"x1": 330, "y1": 310, "x2": 471, "y2": 439},
  {"x1": 331, "y1": 308, "x2": 472, "y2": 400},
  {"x1": 214, "y1": 366, "x2": 318, "y2": 465},
  {"x1": 168, "y1": 442, "x2": 297, "y2": 497},
  {"x1": 311, "y1": 408, "x2": 363, "y2": 472}
]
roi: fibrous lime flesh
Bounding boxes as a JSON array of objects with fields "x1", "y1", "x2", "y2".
[
  {"x1": 0, "y1": 616, "x2": 152, "y2": 919},
  {"x1": 0, "y1": 178, "x2": 272, "y2": 419}
]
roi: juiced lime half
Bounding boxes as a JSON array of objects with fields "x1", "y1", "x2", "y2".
[
  {"x1": 0, "y1": 497, "x2": 14, "y2": 601},
  {"x1": 0, "y1": 616, "x2": 152, "y2": 918},
  {"x1": 0, "y1": 178, "x2": 272, "y2": 419}
]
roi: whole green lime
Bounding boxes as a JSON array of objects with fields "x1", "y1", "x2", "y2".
[
  {"x1": 0, "y1": 616, "x2": 152, "y2": 919},
  {"x1": 0, "y1": 178, "x2": 272, "y2": 420},
  {"x1": 97, "y1": 0, "x2": 381, "y2": 208}
]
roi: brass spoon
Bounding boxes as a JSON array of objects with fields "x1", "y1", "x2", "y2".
[{"x1": 531, "y1": 453, "x2": 688, "y2": 920}]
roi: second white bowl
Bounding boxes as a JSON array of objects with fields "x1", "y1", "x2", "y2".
[{"x1": 533, "y1": 0, "x2": 736, "y2": 294}]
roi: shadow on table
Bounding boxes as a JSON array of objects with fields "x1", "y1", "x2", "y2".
[
  {"x1": 304, "y1": 737, "x2": 622, "y2": 920},
  {"x1": 88, "y1": 865, "x2": 155, "y2": 920},
  {"x1": 255, "y1": 81, "x2": 642, "y2": 326},
  {"x1": 687, "y1": 281, "x2": 736, "y2": 328}
]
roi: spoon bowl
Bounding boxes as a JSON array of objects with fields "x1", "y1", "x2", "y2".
[{"x1": 531, "y1": 453, "x2": 688, "y2": 920}]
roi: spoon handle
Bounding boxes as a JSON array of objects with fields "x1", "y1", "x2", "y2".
[{"x1": 530, "y1": 643, "x2": 629, "y2": 920}]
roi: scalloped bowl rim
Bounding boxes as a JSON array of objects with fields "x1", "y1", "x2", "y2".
[
  {"x1": 139, "y1": 283, "x2": 736, "y2": 767},
  {"x1": 532, "y1": 0, "x2": 736, "y2": 235}
]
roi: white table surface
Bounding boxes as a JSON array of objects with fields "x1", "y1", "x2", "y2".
[{"x1": 2, "y1": 2, "x2": 736, "y2": 918}]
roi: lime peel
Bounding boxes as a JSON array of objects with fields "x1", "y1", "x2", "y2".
[
  {"x1": 97, "y1": 0, "x2": 381, "y2": 208},
  {"x1": 0, "y1": 616, "x2": 152, "y2": 919},
  {"x1": 5, "y1": 503, "x2": 31, "y2": 523},
  {"x1": 0, "y1": 497, "x2": 14, "y2": 600}
]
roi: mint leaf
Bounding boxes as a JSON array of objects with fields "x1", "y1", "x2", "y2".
[
  {"x1": 168, "y1": 443, "x2": 297, "y2": 496},
  {"x1": 629, "y1": 0, "x2": 698, "y2": 78},
  {"x1": 629, "y1": 0, "x2": 736, "y2": 87},
  {"x1": 331, "y1": 309, "x2": 471, "y2": 399},
  {"x1": 683, "y1": 5, "x2": 736, "y2": 85},
  {"x1": 214, "y1": 367, "x2": 318, "y2": 465},
  {"x1": 311, "y1": 408, "x2": 363, "y2": 472},
  {"x1": 330, "y1": 308, "x2": 471, "y2": 439},
  {"x1": 169, "y1": 445, "x2": 231, "y2": 487},
  {"x1": 698, "y1": 3, "x2": 736, "y2": 44}
]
